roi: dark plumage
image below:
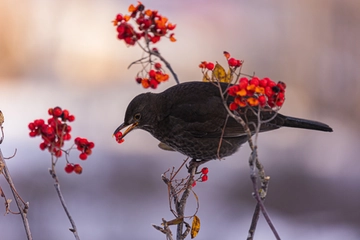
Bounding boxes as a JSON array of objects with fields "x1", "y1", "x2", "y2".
[{"x1": 114, "y1": 81, "x2": 332, "y2": 160}]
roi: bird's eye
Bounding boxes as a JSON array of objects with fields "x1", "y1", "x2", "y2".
[{"x1": 134, "y1": 113, "x2": 141, "y2": 121}]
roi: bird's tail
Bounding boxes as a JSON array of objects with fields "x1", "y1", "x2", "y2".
[{"x1": 283, "y1": 116, "x2": 333, "y2": 132}]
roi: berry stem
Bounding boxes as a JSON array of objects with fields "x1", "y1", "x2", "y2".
[{"x1": 49, "y1": 157, "x2": 80, "y2": 240}]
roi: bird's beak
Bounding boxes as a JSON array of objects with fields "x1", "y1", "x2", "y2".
[{"x1": 113, "y1": 122, "x2": 138, "y2": 139}]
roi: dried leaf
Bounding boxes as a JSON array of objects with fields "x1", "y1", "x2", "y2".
[
  {"x1": 211, "y1": 63, "x2": 232, "y2": 83},
  {"x1": 0, "y1": 111, "x2": 4, "y2": 125},
  {"x1": 165, "y1": 216, "x2": 184, "y2": 226},
  {"x1": 212, "y1": 63, "x2": 226, "y2": 82},
  {"x1": 191, "y1": 215, "x2": 200, "y2": 238}
]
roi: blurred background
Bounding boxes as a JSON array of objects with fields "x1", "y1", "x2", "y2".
[{"x1": 1, "y1": 0, "x2": 359, "y2": 239}]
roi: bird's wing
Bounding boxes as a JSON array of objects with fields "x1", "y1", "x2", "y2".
[{"x1": 159, "y1": 81, "x2": 285, "y2": 139}]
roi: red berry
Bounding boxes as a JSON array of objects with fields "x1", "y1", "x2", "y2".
[
  {"x1": 65, "y1": 125, "x2": 71, "y2": 133},
  {"x1": 201, "y1": 175, "x2": 208, "y2": 182},
  {"x1": 277, "y1": 92, "x2": 285, "y2": 100},
  {"x1": 55, "y1": 149, "x2": 62, "y2": 157},
  {"x1": 88, "y1": 142, "x2": 95, "y2": 149},
  {"x1": 259, "y1": 78, "x2": 268, "y2": 88},
  {"x1": 258, "y1": 95, "x2": 267, "y2": 107},
  {"x1": 267, "y1": 80, "x2": 276, "y2": 88},
  {"x1": 62, "y1": 109, "x2": 69, "y2": 119},
  {"x1": 227, "y1": 85, "x2": 239, "y2": 96},
  {"x1": 276, "y1": 98, "x2": 284, "y2": 107},
  {"x1": 239, "y1": 77, "x2": 248, "y2": 89},
  {"x1": 67, "y1": 115, "x2": 75, "y2": 122},
  {"x1": 45, "y1": 126, "x2": 55, "y2": 135},
  {"x1": 148, "y1": 70, "x2": 156, "y2": 78},
  {"x1": 151, "y1": 35, "x2": 160, "y2": 44},
  {"x1": 53, "y1": 107, "x2": 62, "y2": 117},
  {"x1": 64, "y1": 164, "x2": 74, "y2": 174},
  {"x1": 48, "y1": 108, "x2": 53, "y2": 115},
  {"x1": 135, "y1": 77, "x2": 142, "y2": 84},
  {"x1": 154, "y1": 62, "x2": 162, "y2": 70},
  {"x1": 116, "y1": 14, "x2": 123, "y2": 22},
  {"x1": 74, "y1": 137, "x2": 81, "y2": 144},
  {"x1": 28, "y1": 122, "x2": 35, "y2": 130},
  {"x1": 265, "y1": 86, "x2": 273, "y2": 98},
  {"x1": 229, "y1": 102, "x2": 238, "y2": 111},
  {"x1": 277, "y1": 81, "x2": 286, "y2": 90},
  {"x1": 149, "y1": 79, "x2": 158, "y2": 89},
  {"x1": 192, "y1": 181, "x2": 197, "y2": 187},
  {"x1": 201, "y1": 167, "x2": 209, "y2": 175},
  {"x1": 34, "y1": 119, "x2": 45, "y2": 127},
  {"x1": 29, "y1": 131, "x2": 37, "y2": 137},
  {"x1": 78, "y1": 138, "x2": 88, "y2": 145},
  {"x1": 74, "y1": 164, "x2": 83, "y2": 174},
  {"x1": 79, "y1": 152, "x2": 88, "y2": 160},
  {"x1": 249, "y1": 77, "x2": 259, "y2": 87},
  {"x1": 228, "y1": 58, "x2": 237, "y2": 67},
  {"x1": 205, "y1": 62, "x2": 215, "y2": 71},
  {"x1": 63, "y1": 133, "x2": 71, "y2": 140},
  {"x1": 39, "y1": 142, "x2": 47, "y2": 150}
]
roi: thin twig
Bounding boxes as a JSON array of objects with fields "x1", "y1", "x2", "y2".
[
  {"x1": 215, "y1": 81, "x2": 280, "y2": 239},
  {"x1": 49, "y1": 159, "x2": 80, "y2": 240},
  {"x1": 250, "y1": 173, "x2": 280, "y2": 240},
  {"x1": 150, "y1": 49, "x2": 180, "y2": 85},
  {"x1": 0, "y1": 149, "x2": 32, "y2": 240},
  {"x1": 175, "y1": 165, "x2": 196, "y2": 240}
]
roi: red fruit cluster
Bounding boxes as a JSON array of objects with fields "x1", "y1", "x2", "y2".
[
  {"x1": 28, "y1": 107, "x2": 75, "y2": 157},
  {"x1": 192, "y1": 167, "x2": 209, "y2": 187},
  {"x1": 228, "y1": 77, "x2": 286, "y2": 110},
  {"x1": 65, "y1": 163, "x2": 83, "y2": 174},
  {"x1": 29, "y1": 107, "x2": 95, "y2": 174},
  {"x1": 135, "y1": 62, "x2": 169, "y2": 89},
  {"x1": 224, "y1": 51, "x2": 242, "y2": 68},
  {"x1": 201, "y1": 167, "x2": 209, "y2": 182},
  {"x1": 199, "y1": 61, "x2": 215, "y2": 71},
  {"x1": 114, "y1": 132, "x2": 124, "y2": 144},
  {"x1": 75, "y1": 137, "x2": 95, "y2": 161},
  {"x1": 113, "y1": 2, "x2": 176, "y2": 46}
]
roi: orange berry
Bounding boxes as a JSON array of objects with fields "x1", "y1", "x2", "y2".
[{"x1": 73, "y1": 164, "x2": 83, "y2": 174}]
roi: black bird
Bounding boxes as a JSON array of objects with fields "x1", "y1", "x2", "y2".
[{"x1": 114, "y1": 81, "x2": 332, "y2": 161}]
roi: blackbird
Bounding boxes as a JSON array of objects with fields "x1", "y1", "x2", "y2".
[{"x1": 114, "y1": 81, "x2": 332, "y2": 160}]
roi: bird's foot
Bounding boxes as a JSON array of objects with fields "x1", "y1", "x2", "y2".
[{"x1": 187, "y1": 159, "x2": 211, "y2": 173}]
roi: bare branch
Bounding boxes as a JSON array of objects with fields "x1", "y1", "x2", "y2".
[
  {"x1": 49, "y1": 158, "x2": 80, "y2": 240},
  {"x1": 0, "y1": 149, "x2": 32, "y2": 240}
]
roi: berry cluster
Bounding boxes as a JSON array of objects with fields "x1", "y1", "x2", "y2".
[
  {"x1": 135, "y1": 61, "x2": 169, "y2": 89},
  {"x1": 113, "y1": 2, "x2": 176, "y2": 46},
  {"x1": 29, "y1": 107, "x2": 95, "y2": 174},
  {"x1": 199, "y1": 51, "x2": 243, "y2": 71},
  {"x1": 228, "y1": 77, "x2": 286, "y2": 110},
  {"x1": 64, "y1": 163, "x2": 83, "y2": 174},
  {"x1": 75, "y1": 137, "x2": 95, "y2": 160},
  {"x1": 199, "y1": 51, "x2": 286, "y2": 110},
  {"x1": 114, "y1": 132, "x2": 124, "y2": 144},
  {"x1": 29, "y1": 107, "x2": 75, "y2": 157},
  {"x1": 192, "y1": 167, "x2": 209, "y2": 187}
]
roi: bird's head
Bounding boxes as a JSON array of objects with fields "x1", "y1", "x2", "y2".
[{"x1": 113, "y1": 93, "x2": 158, "y2": 140}]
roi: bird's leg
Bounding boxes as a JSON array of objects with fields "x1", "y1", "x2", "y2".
[{"x1": 187, "y1": 159, "x2": 211, "y2": 173}]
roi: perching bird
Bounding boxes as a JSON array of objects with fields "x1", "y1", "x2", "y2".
[{"x1": 114, "y1": 81, "x2": 332, "y2": 161}]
